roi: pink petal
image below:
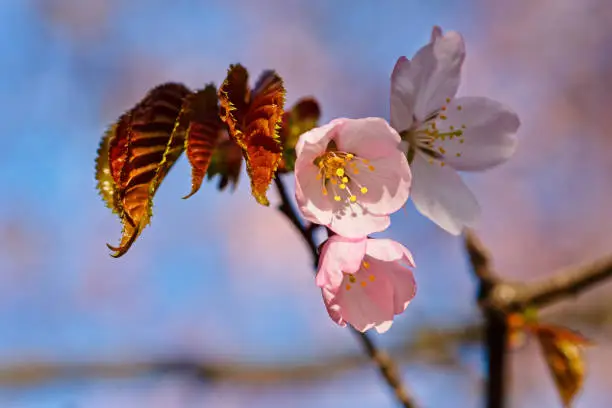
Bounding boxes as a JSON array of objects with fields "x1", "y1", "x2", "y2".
[
  {"x1": 376, "y1": 258, "x2": 417, "y2": 314},
  {"x1": 406, "y1": 30, "x2": 465, "y2": 121},
  {"x1": 410, "y1": 153, "x2": 480, "y2": 235},
  {"x1": 316, "y1": 236, "x2": 367, "y2": 289},
  {"x1": 295, "y1": 159, "x2": 333, "y2": 226},
  {"x1": 390, "y1": 56, "x2": 416, "y2": 133},
  {"x1": 295, "y1": 119, "x2": 345, "y2": 160},
  {"x1": 435, "y1": 97, "x2": 520, "y2": 171},
  {"x1": 328, "y1": 209, "x2": 390, "y2": 239},
  {"x1": 322, "y1": 287, "x2": 347, "y2": 327},
  {"x1": 365, "y1": 239, "x2": 415, "y2": 266},
  {"x1": 334, "y1": 118, "x2": 402, "y2": 160},
  {"x1": 356, "y1": 154, "x2": 411, "y2": 215},
  {"x1": 331, "y1": 267, "x2": 395, "y2": 332}
]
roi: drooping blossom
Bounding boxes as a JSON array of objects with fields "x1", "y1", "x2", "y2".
[
  {"x1": 390, "y1": 26, "x2": 521, "y2": 235},
  {"x1": 294, "y1": 117, "x2": 411, "y2": 238},
  {"x1": 316, "y1": 235, "x2": 416, "y2": 333}
]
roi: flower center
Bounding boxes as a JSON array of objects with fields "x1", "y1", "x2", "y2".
[
  {"x1": 403, "y1": 97, "x2": 468, "y2": 167},
  {"x1": 313, "y1": 147, "x2": 375, "y2": 205},
  {"x1": 344, "y1": 260, "x2": 375, "y2": 291}
]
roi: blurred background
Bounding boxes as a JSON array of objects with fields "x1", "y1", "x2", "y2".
[{"x1": 1, "y1": 0, "x2": 611, "y2": 406}]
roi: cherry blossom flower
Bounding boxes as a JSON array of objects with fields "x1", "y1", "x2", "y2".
[
  {"x1": 390, "y1": 26, "x2": 521, "y2": 235},
  {"x1": 316, "y1": 235, "x2": 416, "y2": 333},
  {"x1": 294, "y1": 117, "x2": 411, "y2": 238}
]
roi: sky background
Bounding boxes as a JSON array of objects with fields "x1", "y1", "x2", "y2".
[{"x1": 1, "y1": 0, "x2": 612, "y2": 407}]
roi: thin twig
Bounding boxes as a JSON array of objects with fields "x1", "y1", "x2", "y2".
[
  {"x1": 274, "y1": 175, "x2": 418, "y2": 408},
  {"x1": 513, "y1": 254, "x2": 612, "y2": 310},
  {"x1": 464, "y1": 230, "x2": 508, "y2": 408}
]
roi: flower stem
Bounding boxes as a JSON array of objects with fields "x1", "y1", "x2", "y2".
[{"x1": 274, "y1": 175, "x2": 419, "y2": 408}]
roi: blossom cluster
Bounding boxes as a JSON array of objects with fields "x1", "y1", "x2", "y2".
[{"x1": 294, "y1": 26, "x2": 520, "y2": 333}]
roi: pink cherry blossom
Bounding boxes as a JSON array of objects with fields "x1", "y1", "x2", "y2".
[
  {"x1": 390, "y1": 26, "x2": 521, "y2": 235},
  {"x1": 294, "y1": 117, "x2": 412, "y2": 238},
  {"x1": 316, "y1": 235, "x2": 416, "y2": 333}
]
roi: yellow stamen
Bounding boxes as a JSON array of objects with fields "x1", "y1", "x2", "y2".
[
  {"x1": 339, "y1": 183, "x2": 346, "y2": 189},
  {"x1": 336, "y1": 168, "x2": 344, "y2": 177},
  {"x1": 360, "y1": 187, "x2": 368, "y2": 194},
  {"x1": 441, "y1": 162, "x2": 446, "y2": 167},
  {"x1": 369, "y1": 275, "x2": 375, "y2": 282},
  {"x1": 360, "y1": 281, "x2": 367, "y2": 287},
  {"x1": 438, "y1": 147, "x2": 446, "y2": 154},
  {"x1": 349, "y1": 195, "x2": 357, "y2": 203},
  {"x1": 363, "y1": 261, "x2": 370, "y2": 269},
  {"x1": 349, "y1": 275, "x2": 356, "y2": 283},
  {"x1": 342, "y1": 177, "x2": 348, "y2": 183},
  {"x1": 322, "y1": 187, "x2": 328, "y2": 196},
  {"x1": 345, "y1": 284, "x2": 351, "y2": 291},
  {"x1": 368, "y1": 165, "x2": 375, "y2": 171},
  {"x1": 439, "y1": 115, "x2": 447, "y2": 120},
  {"x1": 330, "y1": 178, "x2": 337, "y2": 185},
  {"x1": 346, "y1": 153, "x2": 354, "y2": 160},
  {"x1": 446, "y1": 97, "x2": 451, "y2": 103},
  {"x1": 456, "y1": 153, "x2": 461, "y2": 157},
  {"x1": 334, "y1": 195, "x2": 341, "y2": 201}
]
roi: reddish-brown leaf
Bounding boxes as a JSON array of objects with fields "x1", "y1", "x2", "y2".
[
  {"x1": 242, "y1": 71, "x2": 285, "y2": 205},
  {"x1": 207, "y1": 137, "x2": 243, "y2": 191},
  {"x1": 219, "y1": 64, "x2": 249, "y2": 150},
  {"x1": 218, "y1": 66, "x2": 285, "y2": 205},
  {"x1": 97, "y1": 82, "x2": 191, "y2": 257},
  {"x1": 533, "y1": 324, "x2": 592, "y2": 407},
  {"x1": 178, "y1": 84, "x2": 223, "y2": 199}
]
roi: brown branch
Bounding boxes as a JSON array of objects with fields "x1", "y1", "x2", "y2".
[
  {"x1": 274, "y1": 175, "x2": 419, "y2": 408},
  {"x1": 511, "y1": 254, "x2": 612, "y2": 310},
  {"x1": 464, "y1": 230, "x2": 508, "y2": 408},
  {"x1": 464, "y1": 229, "x2": 612, "y2": 408}
]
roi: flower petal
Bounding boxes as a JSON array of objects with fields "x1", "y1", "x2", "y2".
[
  {"x1": 322, "y1": 287, "x2": 347, "y2": 327},
  {"x1": 365, "y1": 239, "x2": 415, "y2": 266},
  {"x1": 332, "y1": 266, "x2": 395, "y2": 332},
  {"x1": 374, "y1": 258, "x2": 417, "y2": 314},
  {"x1": 410, "y1": 153, "x2": 480, "y2": 235},
  {"x1": 295, "y1": 119, "x2": 344, "y2": 160},
  {"x1": 436, "y1": 97, "x2": 520, "y2": 171},
  {"x1": 328, "y1": 208, "x2": 390, "y2": 239},
  {"x1": 356, "y1": 154, "x2": 411, "y2": 215},
  {"x1": 316, "y1": 236, "x2": 367, "y2": 289},
  {"x1": 335, "y1": 117, "x2": 402, "y2": 160},
  {"x1": 409, "y1": 30, "x2": 465, "y2": 120},
  {"x1": 295, "y1": 159, "x2": 333, "y2": 226},
  {"x1": 390, "y1": 56, "x2": 416, "y2": 133}
]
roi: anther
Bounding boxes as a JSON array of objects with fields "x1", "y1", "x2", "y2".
[
  {"x1": 334, "y1": 195, "x2": 341, "y2": 201},
  {"x1": 342, "y1": 177, "x2": 348, "y2": 183},
  {"x1": 446, "y1": 97, "x2": 451, "y2": 103},
  {"x1": 438, "y1": 147, "x2": 446, "y2": 154},
  {"x1": 363, "y1": 261, "x2": 370, "y2": 269},
  {"x1": 345, "y1": 284, "x2": 352, "y2": 291},
  {"x1": 439, "y1": 115, "x2": 447, "y2": 120},
  {"x1": 350, "y1": 195, "x2": 357, "y2": 203},
  {"x1": 360, "y1": 187, "x2": 368, "y2": 194},
  {"x1": 457, "y1": 105, "x2": 462, "y2": 111},
  {"x1": 368, "y1": 165, "x2": 375, "y2": 171},
  {"x1": 360, "y1": 281, "x2": 367, "y2": 287},
  {"x1": 336, "y1": 168, "x2": 344, "y2": 177},
  {"x1": 349, "y1": 275, "x2": 356, "y2": 283},
  {"x1": 369, "y1": 275, "x2": 375, "y2": 282},
  {"x1": 456, "y1": 153, "x2": 461, "y2": 157},
  {"x1": 339, "y1": 184, "x2": 346, "y2": 189}
]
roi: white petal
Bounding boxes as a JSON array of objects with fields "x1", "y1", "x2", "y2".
[
  {"x1": 410, "y1": 153, "x2": 480, "y2": 235},
  {"x1": 410, "y1": 31, "x2": 465, "y2": 120},
  {"x1": 436, "y1": 97, "x2": 520, "y2": 171},
  {"x1": 390, "y1": 57, "x2": 415, "y2": 132},
  {"x1": 295, "y1": 119, "x2": 342, "y2": 159}
]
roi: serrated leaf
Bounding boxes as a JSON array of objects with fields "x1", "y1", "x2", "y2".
[
  {"x1": 95, "y1": 124, "x2": 119, "y2": 213},
  {"x1": 219, "y1": 65, "x2": 285, "y2": 206},
  {"x1": 100, "y1": 82, "x2": 191, "y2": 257},
  {"x1": 219, "y1": 64, "x2": 249, "y2": 149},
  {"x1": 172, "y1": 84, "x2": 224, "y2": 199},
  {"x1": 207, "y1": 138, "x2": 243, "y2": 191},
  {"x1": 534, "y1": 324, "x2": 592, "y2": 408}
]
